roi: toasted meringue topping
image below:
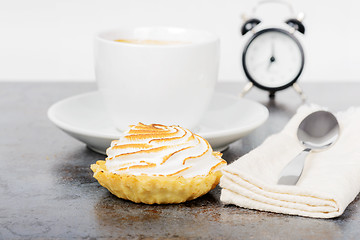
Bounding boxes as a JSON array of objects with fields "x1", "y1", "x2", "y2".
[{"x1": 105, "y1": 123, "x2": 227, "y2": 178}]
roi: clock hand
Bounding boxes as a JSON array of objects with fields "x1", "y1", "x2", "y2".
[
  {"x1": 267, "y1": 56, "x2": 276, "y2": 70},
  {"x1": 267, "y1": 41, "x2": 276, "y2": 71},
  {"x1": 271, "y1": 41, "x2": 275, "y2": 57}
]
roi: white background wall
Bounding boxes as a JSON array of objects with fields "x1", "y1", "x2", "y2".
[{"x1": 1, "y1": 0, "x2": 359, "y2": 82}]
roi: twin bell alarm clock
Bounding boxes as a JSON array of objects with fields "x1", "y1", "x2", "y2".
[{"x1": 240, "y1": 0, "x2": 306, "y2": 99}]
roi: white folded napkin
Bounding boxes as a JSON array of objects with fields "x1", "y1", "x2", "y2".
[{"x1": 220, "y1": 105, "x2": 360, "y2": 218}]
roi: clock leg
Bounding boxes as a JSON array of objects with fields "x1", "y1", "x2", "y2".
[
  {"x1": 292, "y1": 82, "x2": 307, "y2": 101},
  {"x1": 269, "y1": 91, "x2": 276, "y2": 99},
  {"x1": 240, "y1": 82, "x2": 253, "y2": 97}
]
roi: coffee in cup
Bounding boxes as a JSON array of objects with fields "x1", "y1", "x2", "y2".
[{"x1": 114, "y1": 39, "x2": 190, "y2": 45}]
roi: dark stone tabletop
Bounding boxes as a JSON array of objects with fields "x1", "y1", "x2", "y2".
[{"x1": 1, "y1": 81, "x2": 360, "y2": 239}]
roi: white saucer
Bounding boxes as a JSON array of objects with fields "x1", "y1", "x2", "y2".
[{"x1": 47, "y1": 91, "x2": 268, "y2": 154}]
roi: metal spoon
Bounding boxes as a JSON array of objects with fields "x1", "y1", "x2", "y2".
[{"x1": 277, "y1": 110, "x2": 340, "y2": 185}]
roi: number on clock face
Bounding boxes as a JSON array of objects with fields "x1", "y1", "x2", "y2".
[{"x1": 243, "y1": 29, "x2": 304, "y2": 89}]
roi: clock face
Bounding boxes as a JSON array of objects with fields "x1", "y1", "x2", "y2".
[{"x1": 242, "y1": 28, "x2": 304, "y2": 90}]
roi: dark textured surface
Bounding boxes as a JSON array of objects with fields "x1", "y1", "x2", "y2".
[{"x1": 1, "y1": 81, "x2": 360, "y2": 239}]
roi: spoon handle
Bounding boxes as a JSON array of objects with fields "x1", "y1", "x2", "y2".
[{"x1": 277, "y1": 148, "x2": 311, "y2": 185}]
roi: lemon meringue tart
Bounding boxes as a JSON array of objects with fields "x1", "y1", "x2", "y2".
[{"x1": 91, "y1": 123, "x2": 227, "y2": 204}]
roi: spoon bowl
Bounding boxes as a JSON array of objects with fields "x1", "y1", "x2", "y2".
[
  {"x1": 278, "y1": 110, "x2": 340, "y2": 185},
  {"x1": 297, "y1": 110, "x2": 340, "y2": 150}
]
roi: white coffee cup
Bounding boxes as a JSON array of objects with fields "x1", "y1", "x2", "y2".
[{"x1": 94, "y1": 26, "x2": 220, "y2": 131}]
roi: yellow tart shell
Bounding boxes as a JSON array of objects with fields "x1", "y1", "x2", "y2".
[{"x1": 91, "y1": 160, "x2": 222, "y2": 204}]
